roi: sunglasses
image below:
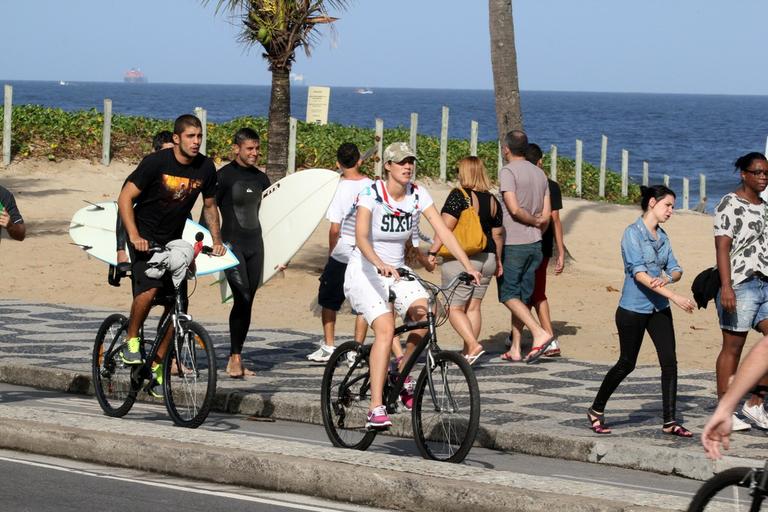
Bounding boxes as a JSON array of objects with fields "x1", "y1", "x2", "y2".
[{"x1": 744, "y1": 169, "x2": 768, "y2": 177}]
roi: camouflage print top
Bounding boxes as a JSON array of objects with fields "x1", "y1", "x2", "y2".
[{"x1": 714, "y1": 192, "x2": 768, "y2": 285}]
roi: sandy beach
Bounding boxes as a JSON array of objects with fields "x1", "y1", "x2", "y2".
[{"x1": 0, "y1": 158, "x2": 741, "y2": 370}]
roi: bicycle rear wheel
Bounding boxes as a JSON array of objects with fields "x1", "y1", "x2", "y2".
[
  {"x1": 163, "y1": 321, "x2": 217, "y2": 428},
  {"x1": 92, "y1": 313, "x2": 137, "y2": 417},
  {"x1": 412, "y1": 349, "x2": 480, "y2": 463},
  {"x1": 688, "y1": 467, "x2": 764, "y2": 511},
  {"x1": 321, "y1": 340, "x2": 378, "y2": 450}
]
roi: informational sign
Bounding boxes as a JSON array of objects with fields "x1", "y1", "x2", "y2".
[{"x1": 306, "y1": 86, "x2": 331, "y2": 125}]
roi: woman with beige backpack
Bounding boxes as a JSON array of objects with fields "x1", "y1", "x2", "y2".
[{"x1": 427, "y1": 156, "x2": 505, "y2": 365}]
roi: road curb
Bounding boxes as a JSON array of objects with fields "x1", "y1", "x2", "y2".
[
  {"x1": 0, "y1": 363, "x2": 754, "y2": 481},
  {"x1": 0, "y1": 415, "x2": 672, "y2": 512}
]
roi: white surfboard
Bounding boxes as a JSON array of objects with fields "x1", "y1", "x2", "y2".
[
  {"x1": 68, "y1": 201, "x2": 239, "y2": 276},
  {"x1": 258, "y1": 168, "x2": 340, "y2": 286},
  {"x1": 212, "y1": 168, "x2": 340, "y2": 302}
]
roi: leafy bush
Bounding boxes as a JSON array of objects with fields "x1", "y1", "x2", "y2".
[{"x1": 0, "y1": 105, "x2": 638, "y2": 204}]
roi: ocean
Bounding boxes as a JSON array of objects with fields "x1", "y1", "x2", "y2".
[{"x1": 5, "y1": 79, "x2": 768, "y2": 209}]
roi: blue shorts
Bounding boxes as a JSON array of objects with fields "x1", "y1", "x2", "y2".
[
  {"x1": 716, "y1": 276, "x2": 768, "y2": 332},
  {"x1": 498, "y1": 242, "x2": 542, "y2": 304}
]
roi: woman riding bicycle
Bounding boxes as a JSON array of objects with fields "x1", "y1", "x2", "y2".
[{"x1": 344, "y1": 142, "x2": 482, "y2": 430}]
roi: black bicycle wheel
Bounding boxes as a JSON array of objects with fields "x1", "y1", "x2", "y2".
[
  {"x1": 688, "y1": 467, "x2": 765, "y2": 511},
  {"x1": 321, "y1": 340, "x2": 378, "y2": 450},
  {"x1": 92, "y1": 313, "x2": 137, "y2": 417},
  {"x1": 163, "y1": 321, "x2": 217, "y2": 428},
  {"x1": 412, "y1": 349, "x2": 480, "y2": 463}
]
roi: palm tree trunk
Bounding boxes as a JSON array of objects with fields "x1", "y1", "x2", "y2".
[
  {"x1": 489, "y1": 0, "x2": 523, "y2": 139},
  {"x1": 266, "y1": 66, "x2": 291, "y2": 183}
]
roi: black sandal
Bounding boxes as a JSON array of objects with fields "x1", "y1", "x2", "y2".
[
  {"x1": 587, "y1": 408, "x2": 611, "y2": 434},
  {"x1": 662, "y1": 421, "x2": 693, "y2": 438}
]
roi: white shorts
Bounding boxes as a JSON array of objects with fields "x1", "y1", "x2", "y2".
[{"x1": 344, "y1": 258, "x2": 429, "y2": 325}]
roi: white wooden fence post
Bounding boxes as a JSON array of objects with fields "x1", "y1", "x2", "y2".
[
  {"x1": 287, "y1": 117, "x2": 297, "y2": 174},
  {"x1": 621, "y1": 149, "x2": 629, "y2": 197},
  {"x1": 663, "y1": 174, "x2": 670, "y2": 187},
  {"x1": 439, "y1": 106, "x2": 449, "y2": 182},
  {"x1": 101, "y1": 98, "x2": 112, "y2": 166},
  {"x1": 550, "y1": 144, "x2": 557, "y2": 182},
  {"x1": 599, "y1": 134, "x2": 607, "y2": 197},
  {"x1": 200, "y1": 109, "x2": 207, "y2": 155},
  {"x1": 409, "y1": 113, "x2": 418, "y2": 179},
  {"x1": 575, "y1": 139, "x2": 583, "y2": 197},
  {"x1": 642, "y1": 161, "x2": 649, "y2": 187},
  {"x1": 470, "y1": 120, "x2": 478, "y2": 157},
  {"x1": 497, "y1": 141, "x2": 503, "y2": 174},
  {"x1": 682, "y1": 178, "x2": 690, "y2": 210},
  {"x1": 764, "y1": 135, "x2": 768, "y2": 157},
  {"x1": 375, "y1": 118, "x2": 384, "y2": 178},
  {"x1": 699, "y1": 173, "x2": 707, "y2": 202},
  {"x1": 2, "y1": 85, "x2": 12, "y2": 167}
]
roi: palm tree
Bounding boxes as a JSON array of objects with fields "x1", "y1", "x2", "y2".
[
  {"x1": 488, "y1": 0, "x2": 523, "y2": 140},
  {"x1": 205, "y1": 0, "x2": 348, "y2": 182}
]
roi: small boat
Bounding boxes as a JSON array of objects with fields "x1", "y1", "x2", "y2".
[
  {"x1": 59, "y1": 80, "x2": 67, "y2": 86},
  {"x1": 355, "y1": 88, "x2": 373, "y2": 95}
]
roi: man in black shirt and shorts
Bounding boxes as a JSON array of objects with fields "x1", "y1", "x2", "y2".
[
  {"x1": 117, "y1": 114, "x2": 225, "y2": 396},
  {"x1": 0, "y1": 184, "x2": 25, "y2": 242}
]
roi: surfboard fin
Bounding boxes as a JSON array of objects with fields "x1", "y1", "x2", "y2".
[
  {"x1": 82, "y1": 200, "x2": 105, "y2": 210},
  {"x1": 69, "y1": 242, "x2": 93, "y2": 251}
]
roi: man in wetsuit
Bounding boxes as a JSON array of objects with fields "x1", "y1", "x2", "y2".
[
  {"x1": 0, "y1": 184, "x2": 25, "y2": 242},
  {"x1": 216, "y1": 128, "x2": 271, "y2": 378},
  {"x1": 117, "y1": 115, "x2": 224, "y2": 397}
]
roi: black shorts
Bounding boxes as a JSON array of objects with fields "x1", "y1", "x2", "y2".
[
  {"x1": 128, "y1": 246, "x2": 187, "y2": 309},
  {"x1": 317, "y1": 256, "x2": 348, "y2": 311}
]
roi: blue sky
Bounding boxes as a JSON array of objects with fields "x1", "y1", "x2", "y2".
[{"x1": 2, "y1": 0, "x2": 767, "y2": 94}]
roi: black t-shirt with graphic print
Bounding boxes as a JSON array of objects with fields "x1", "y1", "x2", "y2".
[{"x1": 127, "y1": 148, "x2": 216, "y2": 245}]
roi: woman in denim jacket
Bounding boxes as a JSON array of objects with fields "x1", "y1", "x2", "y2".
[{"x1": 588, "y1": 185, "x2": 695, "y2": 436}]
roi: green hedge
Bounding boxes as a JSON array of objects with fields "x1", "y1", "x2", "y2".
[{"x1": 0, "y1": 104, "x2": 640, "y2": 204}]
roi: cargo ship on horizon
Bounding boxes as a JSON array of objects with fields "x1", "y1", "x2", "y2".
[{"x1": 123, "y1": 68, "x2": 147, "y2": 83}]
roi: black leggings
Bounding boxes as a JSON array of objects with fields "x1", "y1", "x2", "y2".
[
  {"x1": 591, "y1": 306, "x2": 679, "y2": 424},
  {"x1": 225, "y1": 243, "x2": 264, "y2": 355}
]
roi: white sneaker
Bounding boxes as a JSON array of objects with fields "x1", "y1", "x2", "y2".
[
  {"x1": 307, "y1": 345, "x2": 334, "y2": 362},
  {"x1": 732, "y1": 413, "x2": 752, "y2": 432},
  {"x1": 742, "y1": 403, "x2": 768, "y2": 429}
]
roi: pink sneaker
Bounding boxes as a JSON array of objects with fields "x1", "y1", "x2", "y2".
[
  {"x1": 366, "y1": 405, "x2": 392, "y2": 430},
  {"x1": 400, "y1": 376, "x2": 415, "y2": 410}
]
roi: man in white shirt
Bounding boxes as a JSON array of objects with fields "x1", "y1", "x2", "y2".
[{"x1": 307, "y1": 143, "x2": 373, "y2": 362}]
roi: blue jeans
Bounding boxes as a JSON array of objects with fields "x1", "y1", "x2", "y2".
[
  {"x1": 716, "y1": 276, "x2": 768, "y2": 332},
  {"x1": 498, "y1": 242, "x2": 542, "y2": 304}
]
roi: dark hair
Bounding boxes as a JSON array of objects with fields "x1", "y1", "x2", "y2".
[
  {"x1": 336, "y1": 142, "x2": 360, "y2": 169},
  {"x1": 173, "y1": 114, "x2": 202, "y2": 135},
  {"x1": 640, "y1": 185, "x2": 676, "y2": 211},
  {"x1": 734, "y1": 152, "x2": 767, "y2": 173},
  {"x1": 525, "y1": 143, "x2": 543, "y2": 165},
  {"x1": 504, "y1": 130, "x2": 528, "y2": 157},
  {"x1": 152, "y1": 130, "x2": 173, "y2": 151},
  {"x1": 233, "y1": 127, "x2": 260, "y2": 146}
]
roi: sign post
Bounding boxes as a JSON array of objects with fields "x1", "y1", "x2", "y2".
[{"x1": 306, "y1": 86, "x2": 331, "y2": 125}]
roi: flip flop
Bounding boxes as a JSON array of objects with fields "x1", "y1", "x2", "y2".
[
  {"x1": 525, "y1": 337, "x2": 556, "y2": 364},
  {"x1": 464, "y1": 350, "x2": 486, "y2": 366},
  {"x1": 500, "y1": 352, "x2": 522, "y2": 363}
]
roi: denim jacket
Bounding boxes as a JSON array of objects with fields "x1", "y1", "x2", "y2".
[{"x1": 619, "y1": 217, "x2": 683, "y2": 313}]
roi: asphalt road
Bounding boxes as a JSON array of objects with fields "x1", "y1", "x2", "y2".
[{"x1": 0, "y1": 382, "x2": 711, "y2": 507}]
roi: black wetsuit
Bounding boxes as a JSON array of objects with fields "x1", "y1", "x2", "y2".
[{"x1": 217, "y1": 161, "x2": 271, "y2": 355}]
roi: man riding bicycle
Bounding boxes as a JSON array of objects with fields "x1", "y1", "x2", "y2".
[{"x1": 117, "y1": 114, "x2": 225, "y2": 398}]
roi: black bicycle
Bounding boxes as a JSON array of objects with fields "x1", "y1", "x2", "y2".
[
  {"x1": 92, "y1": 237, "x2": 217, "y2": 428},
  {"x1": 320, "y1": 268, "x2": 481, "y2": 463},
  {"x1": 688, "y1": 463, "x2": 768, "y2": 511}
]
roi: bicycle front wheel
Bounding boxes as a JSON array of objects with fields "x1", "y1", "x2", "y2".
[
  {"x1": 321, "y1": 340, "x2": 377, "y2": 450},
  {"x1": 688, "y1": 467, "x2": 765, "y2": 511},
  {"x1": 163, "y1": 321, "x2": 217, "y2": 428},
  {"x1": 92, "y1": 313, "x2": 137, "y2": 417},
  {"x1": 412, "y1": 350, "x2": 480, "y2": 463}
]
